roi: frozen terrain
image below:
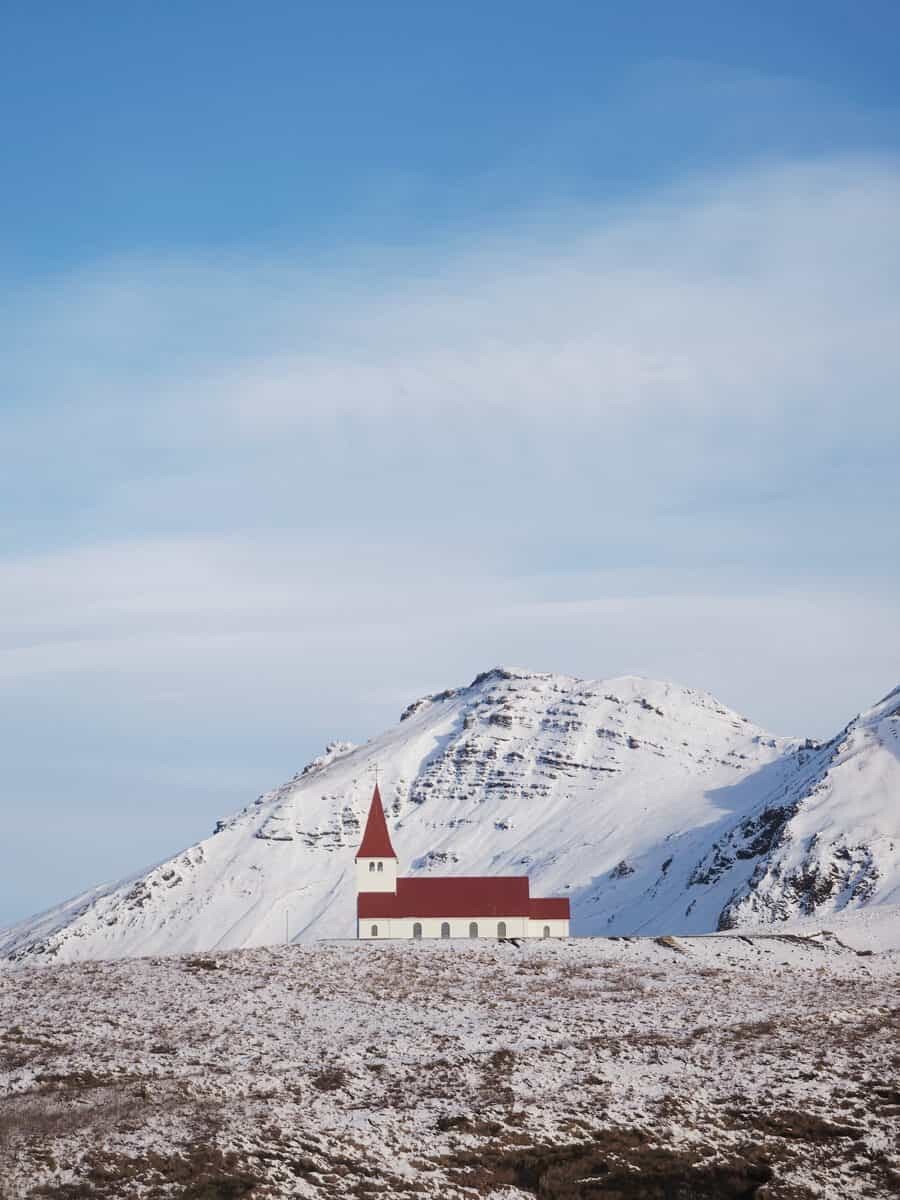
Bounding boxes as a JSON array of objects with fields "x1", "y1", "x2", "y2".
[
  {"x1": 0, "y1": 935, "x2": 897, "y2": 1198},
  {"x1": 2, "y1": 668, "x2": 898, "y2": 964}
]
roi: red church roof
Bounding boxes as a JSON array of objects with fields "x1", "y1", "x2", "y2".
[
  {"x1": 355, "y1": 784, "x2": 397, "y2": 860},
  {"x1": 358, "y1": 876, "x2": 569, "y2": 920},
  {"x1": 528, "y1": 897, "x2": 571, "y2": 919}
]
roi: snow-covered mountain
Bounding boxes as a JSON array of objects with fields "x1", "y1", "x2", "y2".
[{"x1": 2, "y1": 668, "x2": 898, "y2": 963}]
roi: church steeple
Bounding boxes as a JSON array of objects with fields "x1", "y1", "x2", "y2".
[
  {"x1": 355, "y1": 783, "x2": 397, "y2": 860},
  {"x1": 355, "y1": 783, "x2": 398, "y2": 895}
]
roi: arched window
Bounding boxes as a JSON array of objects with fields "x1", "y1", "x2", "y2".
[
  {"x1": 469, "y1": 922, "x2": 478, "y2": 939},
  {"x1": 441, "y1": 921, "x2": 450, "y2": 939},
  {"x1": 377, "y1": 861, "x2": 383, "y2": 872},
  {"x1": 497, "y1": 921, "x2": 507, "y2": 939},
  {"x1": 370, "y1": 925, "x2": 378, "y2": 937},
  {"x1": 368, "y1": 861, "x2": 375, "y2": 872},
  {"x1": 412, "y1": 922, "x2": 423, "y2": 940},
  {"x1": 543, "y1": 925, "x2": 550, "y2": 939}
]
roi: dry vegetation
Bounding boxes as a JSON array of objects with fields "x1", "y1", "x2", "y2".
[{"x1": 0, "y1": 936, "x2": 898, "y2": 1198}]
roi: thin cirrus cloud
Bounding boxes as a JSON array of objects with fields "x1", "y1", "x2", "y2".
[
  {"x1": 3, "y1": 152, "x2": 900, "y2": 657},
  {"x1": 6, "y1": 156, "x2": 896, "y2": 557},
  {"x1": 1, "y1": 151, "x2": 899, "y2": 926}
]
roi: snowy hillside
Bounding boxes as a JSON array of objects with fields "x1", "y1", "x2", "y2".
[
  {"x1": 2, "y1": 667, "x2": 898, "y2": 964},
  {"x1": 718, "y1": 684, "x2": 900, "y2": 928}
]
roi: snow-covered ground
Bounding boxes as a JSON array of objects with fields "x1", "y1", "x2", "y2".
[
  {"x1": 2, "y1": 668, "x2": 898, "y2": 965},
  {"x1": 737, "y1": 901, "x2": 900, "y2": 953},
  {"x1": 0, "y1": 935, "x2": 897, "y2": 1198}
]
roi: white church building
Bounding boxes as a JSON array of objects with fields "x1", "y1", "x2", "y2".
[{"x1": 355, "y1": 784, "x2": 570, "y2": 939}]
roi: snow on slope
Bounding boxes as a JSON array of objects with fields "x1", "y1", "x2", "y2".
[
  {"x1": 1, "y1": 667, "x2": 897, "y2": 964},
  {"x1": 717, "y1": 684, "x2": 900, "y2": 929},
  {"x1": 736, "y1": 903, "x2": 900, "y2": 953}
]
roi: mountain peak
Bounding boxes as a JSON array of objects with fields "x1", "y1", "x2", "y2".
[{"x1": 2, "y1": 670, "x2": 897, "y2": 965}]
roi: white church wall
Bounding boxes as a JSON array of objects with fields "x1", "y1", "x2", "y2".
[
  {"x1": 527, "y1": 918, "x2": 570, "y2": 938},
  {"x1": 355, "y1": 857, "x2": 397, "y2": 893},
  {"x1": 358, "y1": 915, "x2": 567, "y2": 939}
]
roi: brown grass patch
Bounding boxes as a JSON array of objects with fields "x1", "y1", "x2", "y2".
[{"x1": 438, "y1": 1131, "x2": 774, "y2": 1198}]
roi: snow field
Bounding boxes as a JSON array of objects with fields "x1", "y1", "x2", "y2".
[{"x1": 1, "y1": 934, "x2": 898, "y2": 1198}]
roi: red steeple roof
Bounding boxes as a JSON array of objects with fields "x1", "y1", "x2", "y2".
[{"x1": 355, "y1": 784, "x2": 397, "y2": 860}]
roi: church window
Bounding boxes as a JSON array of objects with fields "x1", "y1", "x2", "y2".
[
  {"x1": 497, "y1": 921, "x2": 507, "y2": 938},
  {"x1": 368, "y1": 861, "x2": 375, "y2": 872},
  {"x1": 440, "y1": 922, "x2": 450, "y2": 938},
  {"x1": 377, "y1": 861, "x2": 383, "y2": 872},
  {"x1": 543, "y1": 925, "x2": 550, "y2": 939},
  {"x1": 370, "y1": 925, "x2": 378, "y2": 937},
  {"x1": 469, "y1": 922, "x2": 478, "y2": 939},
  {"x1": 413, "y1": 922, "x2": 422, "y2": 939}
]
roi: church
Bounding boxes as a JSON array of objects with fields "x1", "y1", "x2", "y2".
[{"x1": 355, "y1": 784, "x2": 570, "y2": 939}]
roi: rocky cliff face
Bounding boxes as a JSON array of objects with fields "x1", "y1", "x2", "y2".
[
  {"x1": 714, "y1": 685, "x2": 900, "y2": 929},
  {"x1": 2, "y1": 668, "x2": 897, "y2": 963}
]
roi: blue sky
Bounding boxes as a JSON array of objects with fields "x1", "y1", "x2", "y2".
[
  {"x1": 4, "y1": 2, "x2": 900, "y2": 271},
  {"x1": 2, "y1": 3, "x2": 900, "y2": 925}
]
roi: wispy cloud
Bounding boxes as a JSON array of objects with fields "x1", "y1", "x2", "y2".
[{"x1": 4, "y1": 151, "x2": 900, "y2": 673}]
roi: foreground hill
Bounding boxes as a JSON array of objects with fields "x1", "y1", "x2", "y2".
[
  {"x1": 2, "y1": 668, "x2": 898, "y2": 963},
  {"x1": 0, "y1": 937, "x2": 897, "y2": 1198}
]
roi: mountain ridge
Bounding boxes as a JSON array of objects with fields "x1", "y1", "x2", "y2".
[{"x1": 2, "y1": 665, "x2": 898, "y2": 964}]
